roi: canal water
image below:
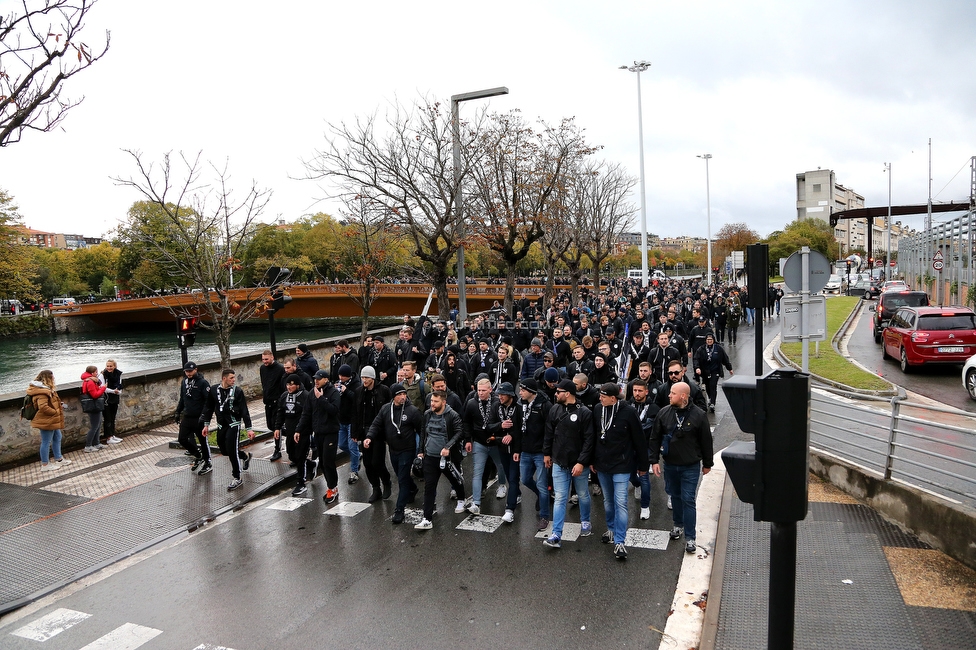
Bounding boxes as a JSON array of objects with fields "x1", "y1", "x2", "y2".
[{"x1": 0, "y1": 318, "x2": 388, "y2": 396}]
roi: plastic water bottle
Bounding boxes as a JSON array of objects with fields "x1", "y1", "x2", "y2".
[{"x1": 440, "y1": 456, "x2": 446, "y2": 470}]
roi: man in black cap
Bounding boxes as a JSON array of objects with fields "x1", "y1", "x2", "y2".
[
  {"x1": 274, "y1": 374, "x2": 307, "y2": 482},
  {"x1": 365, "y1": 383, "x2": 423, "y2": 523},
  {"x1": 593, "y1": 383, "x2": 647, "y2": 560},
  {"x1": 259, "y1": 350, "x2": 285, "y2": 461},
  {"x1": 518, "y1": 378, "x2": 551, "y2": 530},
  {"x1": 495, "y1": 382, "x2": 523, "y2": 523},
  {"x1": 688, "y1": 314, "x2": 714, "y2": 364},
  {"x1": 542, "y1": 378, "x2": 595, "y2": 549},
  {"x1": 425, "y1": 339, "x2": 448, "y2": 375},
  {"x1": 175, "y1": 361, "x2": 212, "y2": 475},
  {"x1": 353, "y1": 366, "x2": 392, "y2": 502},
  {"x1": 623, "y1": 330, "x2": 650, "y2": 381},
  {"x1": 298, "y1": 370, "x2": 342, "y2": 503},
  {"x1": 335, "y1": 364, "x2": 362, "y2": 483}
]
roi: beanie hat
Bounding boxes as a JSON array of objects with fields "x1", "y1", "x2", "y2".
[
  {"x1": 338, "y1": 364, "x2": 353, "y2": 378},
  {"x1": 544, "y1": 367, "x2": 560, "y2": 383},
  {"x1": 360, "y1": 366, "x2": 376, "y2": 379}
]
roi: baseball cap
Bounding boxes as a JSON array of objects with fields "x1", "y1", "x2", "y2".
[
  {"x1": 313, "y1": 369, "x2": 329, "y2": 380},
  {"x1": 600, "y1": 382, "x2": 620, "y2": 398},
  {"x1": 183, "y1": 361, "x2": 197, "y2": 371},
  {"x1": 556, "y1": 378, "x2": 577, "y2": 393}
]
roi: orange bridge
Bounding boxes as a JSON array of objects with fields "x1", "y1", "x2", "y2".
[{"x1": 55, "y1": 284, "x2": 553, "y2": 327}]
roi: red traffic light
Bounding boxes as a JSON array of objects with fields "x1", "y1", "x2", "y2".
[{"x1": 178, "y1": 316, "x2": 198, "y2": 333}]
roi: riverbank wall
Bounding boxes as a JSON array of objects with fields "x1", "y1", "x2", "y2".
[
  {"x1": 0, "y1": 325, "x2": 401, "y2": 469},
  {"x1": 0, "y1": 314, "x2": 54, "y2": 338}
]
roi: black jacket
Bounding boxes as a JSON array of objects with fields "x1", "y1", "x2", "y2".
[
  {"x1": 462, "y1": 397, "x2": 503, "y2": 446},
  {"x1": 274, "y1": 388, "x2": 307, "y2": 433},
  {"x1": 297, "y1": 383, "x2": 341, "y2": 437},
  {"x1": 200, "y1": 384, "x2": 252, "y2": 429},
  {"x1": 329, "y1": 349, "x2": 360, "y2": 383},
  {"x1": 518, "y1": 393, "x2": 550, "y2": 454},
  {"x1": 260, "y1": 361, "x2": 286, "y2": 406},
  {"x1": 336, "y1": 376, "x2": 361, "y2": 425},
  {"x1": 543, "y1": 400, "x2": 595, "y2": 468},
  {"x1": 648, "y1": 403, "x2": 713, "y2": 468},
  {"x1": 177, "y1": 373, "x2": 211, "y2": 418},
  {"x1": 420, "y1": 406, "x2": 464, "y2": 457},
  {"x1": 592, "y1": 401, "x2": 648, "y2": 475},
  {"x1": 693, "y1": 343, "x2": 733, "y2": 378},
  {"x1": 367, "y1": 401, "x2": 423, "y2": 453},
  {"x1": 353, "y1": 383, "x2": 392, "y2": 439}
]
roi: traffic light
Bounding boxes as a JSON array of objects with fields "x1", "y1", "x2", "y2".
[
  {"x1": 270, "y1": 289, "x2": 292, "y2": 312},
  {"x1": 177, "y1": 316, "x2": 198, "y2": 349},
  {"x1": 722, "y1": 368, "x2": 811, "y2": 522}
]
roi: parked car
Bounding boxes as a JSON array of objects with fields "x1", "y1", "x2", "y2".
[
  {"x1": 962, "y1": 354, "x2": 976, "y2": 400},
  {"x1": 873, "y1": 290, "x2": 929, "y2": 343},
  {"x1": 882, "y1": 306, "x2": 976, "y2": 372}
]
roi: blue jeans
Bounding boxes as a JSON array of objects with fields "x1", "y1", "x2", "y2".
[
  {"x1": 598, "y1": 472, "x2": 631, "y2": 544},
  {"x1": 471, "y1": 441, "x2": 507, "y2": 506},
  {"x1": 519, "y1": 453, "x2": 549, "y2": 518},
  {"x1": 338, "y1": 423, "x2": 360, "y2": 472},
  {"x1": 663, "y1": 461, "x2": 701, "y2": 540},
  {"x1": 39, "y1": 429, "x2": 63, "y2": 463},
  {"x1": 630, "y1": 470, "x2": 651, "y2": 509},
  {"x1": 551, "y1": 463, "x2": 590, "y2": 539}
]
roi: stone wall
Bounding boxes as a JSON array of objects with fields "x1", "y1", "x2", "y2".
[{"x1": 0, "y1": 326, "x2": 401, "y2": 469}]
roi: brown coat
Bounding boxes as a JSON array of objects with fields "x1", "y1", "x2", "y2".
[{"x1": 26, "y1": 382, "x2": 65, "y2": 431}]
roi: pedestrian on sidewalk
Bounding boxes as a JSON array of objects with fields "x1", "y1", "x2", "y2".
[
  {"x1": 201, "y1": 368, "x2": 255, "y2": 491},
  {"x1": 259, "y1": 350, "x2": 285, "y2": 462},
  {"x1": 80, "y1": 365, "x2": 107, "y2": 453},
  {"x1": 100, "y1": 359, "x2": 123, "y2": 445},
  {"x1": 649, "y1": 381, "x2": 713, "y2": 553},
  {"x1": 175, "y1": 362, "x2": 213, "y2": 475},
  {"x1": 27, "y1": 370, "x2": 71, "y2": 471}
]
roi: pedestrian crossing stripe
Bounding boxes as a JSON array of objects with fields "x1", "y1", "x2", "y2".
[
  {"x1": 323, "y1": 501, "x2": 371, "y2": 517},
  {"x1": 456, "y1": 514, "x2": 504, "y2": 533},
  {"x1": 77, "y1": 622, "x2": 161, "y2": 649},
  {"x1": 266, "y1": 496, "x2": 312, "y2": 511},
  {"x1": 534, "y1": 522, "x2": 583, "y2": 542},
  {"x1": 534, "y1": 526, "x2": 671, "y2": 550},
  {"x1": 11, "y1": 607, "x2": 90, "y2": 641},
  {"x1": 10, "y1": 608, "x2": 236, "y2": 649}
]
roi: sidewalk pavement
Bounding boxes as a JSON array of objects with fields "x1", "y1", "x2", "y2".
[
  {"x1": 0, "y1": 415, "x2": 294, "y2": 615},
  {"x1": 701, "y1": 465, "x2": 976, "y2": 649}
]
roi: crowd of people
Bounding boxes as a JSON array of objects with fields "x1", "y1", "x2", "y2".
[{"x1": 26, "y1": 274, "x2": 761, "y2": 559}]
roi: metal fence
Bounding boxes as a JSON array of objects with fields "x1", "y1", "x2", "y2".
[{"x1": 809, "y1": 387, "x2": 976, "y2": 508}]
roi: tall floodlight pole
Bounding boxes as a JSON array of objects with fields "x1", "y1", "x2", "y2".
[
  {"x1": 620, "y1": 61, "x2": 651, "y2": 287},
  {"x1": 451, "y1": 86, "x2": 509, "y2": 323},
  {"x1": 698, "y1": 154, "x2": 713, "y2": 284},
  {"x1": 884, "y1": 162, "x2": 892, "y2": 280}
]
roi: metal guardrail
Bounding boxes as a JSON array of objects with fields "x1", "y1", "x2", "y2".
[{"x1": 808, "y1": 387, "x2": 976, "y2": 507}]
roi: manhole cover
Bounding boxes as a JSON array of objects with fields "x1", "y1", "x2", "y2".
[{"x1": 156, "y1": 457, "x2": 192, "y2": 468}]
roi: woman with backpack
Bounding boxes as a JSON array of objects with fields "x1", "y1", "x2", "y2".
[
  {"x1": 27, "y1": 370, "x2": 71, "y2": 471},
  {"x1": 81, "y1": 365, "x2": 108, "y2": 452}
]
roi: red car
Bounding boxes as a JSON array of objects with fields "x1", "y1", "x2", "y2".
[{"x1": 882, "y1": 306, "x2": 976, "y2": 372}]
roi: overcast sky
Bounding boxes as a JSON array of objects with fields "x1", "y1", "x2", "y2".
[{"x1": 1, "y1": 0, "x2": 974, "y2": 244}]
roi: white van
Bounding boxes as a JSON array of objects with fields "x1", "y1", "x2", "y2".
[
  {"x1": 627, "y1": 269, "x2": 667, "y2": 281},
  {"x1": 51, "y1": 297, "x2": 77, "y2": 308}
]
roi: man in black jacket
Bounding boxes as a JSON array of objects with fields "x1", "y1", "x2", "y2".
[
  {"x1": 542, "y1": 379, "x2": 595, "y2": 549},
  {"x1": 175, "y1": 361, "x2": 212, "y2": 475},
  {"x1": 414, "y1": 390, "x2": 468, "y2": 530},
  {"x1": 259, "y1": 350, "x2": 286, "y2": 461},
  {"x1": 297, "y1": 370, "x2": 342, "y2": 503},
  {"x1": 368, "y1": 336, "x2": 398, "y2": 387},
  {"x1": 200, "y1": 368, "x2": 254, "y2": 491},
  {"x1": 462, "y1": 378, "x2": 507, "y2": 515},
  {"x1": 353, "y1": 366, "x2": 392, "y2": 502},
  {"x1": 365, "y1": 383, "x2": 423, "y2": 524},
  {"x1": 495, "y1": 382, "x2": 523, "y2": 524},
  {"x1": 692, "y1": 333, "x2": 733, "y2": 412},
  {"x1": 274, "y1": 374, "x2": 307, "y2": 479},
  {"x1": 649, "y1": 381, "x2": 713, "y2": 554},
  {"x1": 328, "y1": 340, "x2": 359, "y2": 383},
  {"x1": 517, "y1": 379, "x2": 551, "y2": 531},
  {"x1": 593, "y1": 383, "x2": 648, "y2": 560},
  {"x1": 336, "y1": 364, "x2": 362, "y2": 484}
]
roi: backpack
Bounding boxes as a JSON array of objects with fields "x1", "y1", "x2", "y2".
[{"x1": 21, "y1": 394, "x2": 38, "y2": 421}]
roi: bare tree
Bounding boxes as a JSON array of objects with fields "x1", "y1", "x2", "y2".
[
  {"x1": 328, "y1": 195, "x2": 405, "y2": 342},
  {"x1": 579, "y1": 161, "x2": 638, "y2": 289},
  {"x1": 0, "y1": 0, "x2": 110, "y2": 147},
  {"x1": 113, "y1": 150, "x2": 274, "y2": 368},
  {"x1": 467, "y1": 112, "x2": 596, "y2": 314},
  {"x1": 303, "y1": 98, "x2": 487, "y2": 320}
]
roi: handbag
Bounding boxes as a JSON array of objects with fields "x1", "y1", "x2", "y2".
[{"x1": 80, "y1": 394, "x2": 105, "y2": 413}]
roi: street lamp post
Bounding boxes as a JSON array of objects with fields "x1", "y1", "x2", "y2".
[
  {"x1": 698, "y1": 154, "x2": 713, "y2": 285},
  {"x1": 620, "y1": 60, "x2": 651, "y2": 287},
  {"x1": 452, "y1": 86, "x2": 509, "y2": 323},
  {"x1": 884, "y1": 162, "x2": 892, "y2": 280}
]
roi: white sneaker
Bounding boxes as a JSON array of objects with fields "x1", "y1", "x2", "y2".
[
  {"x1": 455, "y1": 499, "x2": 466, "y2": 514},
  {"x1": 640, "y1": 507, "x2": 650, "y2": 520},
  {"x1": 94, "y1": 444, "x2": 106, "y2": 450},
  {"x1": 414, "y1": 518, "x2": 433, "y2": 530},
  {"x1": 450, "y1": 489, "x2": 457, "y2": 499},
  {"x1": 56, "y1": 457, "x2": 72, "y2": 465},
  {"x1": 40, "y1": 463, "x2": 59, "y2": 472},
  {"x1": 502, "y1": 509, "x2": 514, "y2": 523},
  {"x1": 107, "y1": 436, "x2": 123, "y2": 444},
  {"x1": 496, "y1": 484, "x2": 507, "y2": 499},
  {"x1": 84, "y1": 446, "x2": 96, "y2": 453},
  {"x1": 569, "y1": 494, "x2": 579, "y2": 506},
  {"x1": 466, "y1": 502, "x2": 480, "y2": 515},
  {"x1": 667, "y1": 496, "x2": 673, "y2": 510}
]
